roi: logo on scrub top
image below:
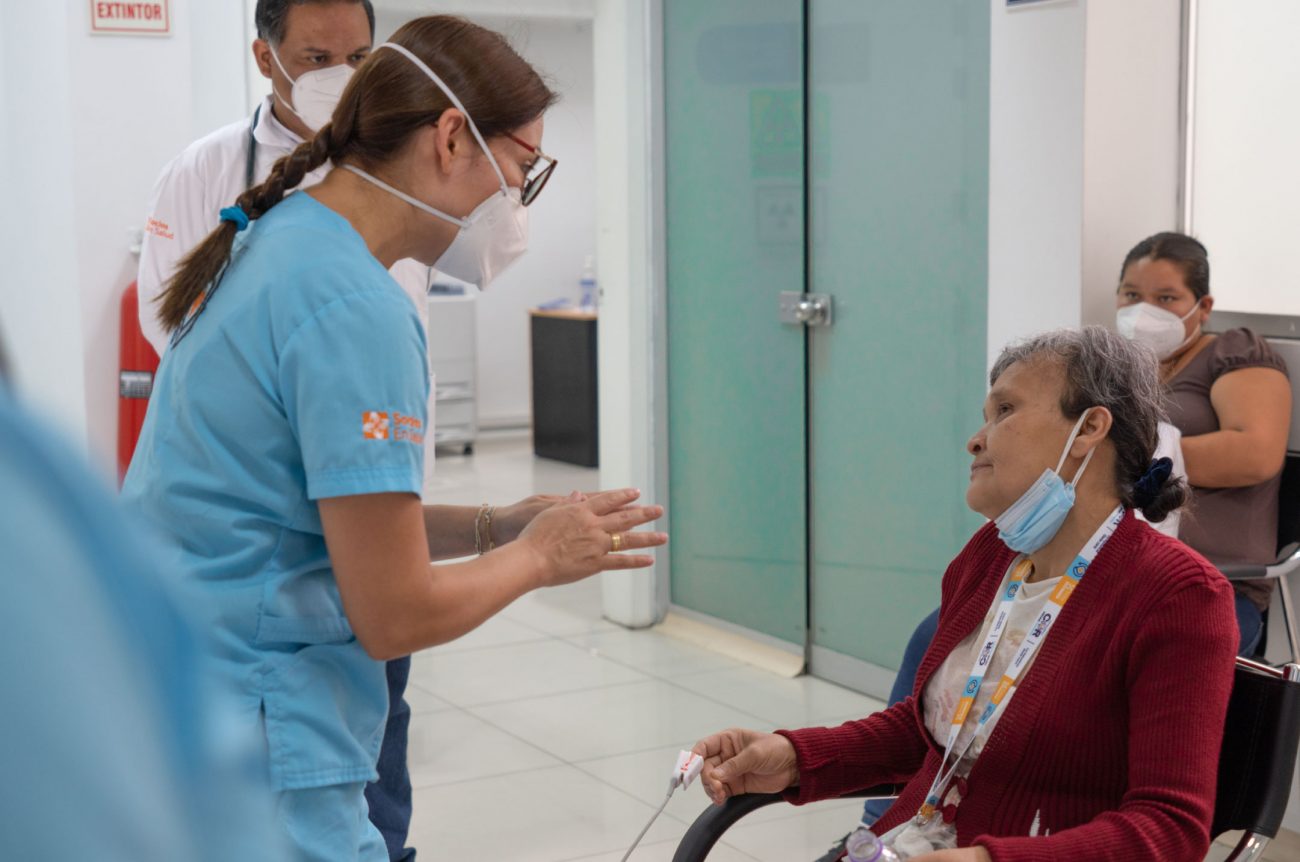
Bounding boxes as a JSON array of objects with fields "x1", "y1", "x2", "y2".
[
  {"x1": 363, "y1": 411, "x2": 391, "y2": 440},
  {"x1": 363, "y1": 410, "x2": 423, "y2": 445}
]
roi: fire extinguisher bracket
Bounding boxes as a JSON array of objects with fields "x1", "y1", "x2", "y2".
[{"x1": 119, "y1": 371, "x2": 154, "y2": 400}]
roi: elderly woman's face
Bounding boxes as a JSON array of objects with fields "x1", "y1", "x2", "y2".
[{"x1": 966, "y1": 359, "x2": 1080, "y2": 520}]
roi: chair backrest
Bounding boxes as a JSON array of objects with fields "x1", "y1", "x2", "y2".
[
  {"x1": 1212, "y1": 657, "x2": 1300, "y2": 839},
  {"x1": 1278, "y1": 455, "x2": 1300, "y2": 556}
]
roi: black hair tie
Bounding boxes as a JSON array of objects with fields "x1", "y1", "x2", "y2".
[{"x1": 1132, "y1": 457, "x2": 1173, "y2": 508}]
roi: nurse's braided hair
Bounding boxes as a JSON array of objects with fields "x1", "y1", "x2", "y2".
[{"x1": 157, "y1": 15, "x2": 556, "y2": 333}]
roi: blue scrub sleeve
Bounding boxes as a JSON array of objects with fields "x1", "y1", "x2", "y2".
[{"x1": 278, "y1": 290, "x2": 428, "y2": 500}]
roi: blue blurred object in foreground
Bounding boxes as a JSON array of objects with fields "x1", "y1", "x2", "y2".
[{"x1": 0, "y1": 381, "x2": 285, "y2": 861}]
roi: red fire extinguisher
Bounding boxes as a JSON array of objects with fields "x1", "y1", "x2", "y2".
[{"x1": 118, "y1": 281, "x2": 160, "y2": 486}]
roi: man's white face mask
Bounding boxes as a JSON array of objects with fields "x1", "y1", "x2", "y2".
[
  {"x1": 341, "y1": 42, "x2": 529, "y2": 288},
  {"x1": 269, "y1": 45, "x2": 354, "y2": 133}
]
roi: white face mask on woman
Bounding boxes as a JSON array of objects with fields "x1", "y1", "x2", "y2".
[
  {"x1": 1115, "y1": 300, "x2": 1202, "y2": 360},
  {"x1": 341, "y1": 42, "x2": 529, "y2": 288},
  {"x1": 270, "y1": 46, "x2": 355, "y2": 133}
]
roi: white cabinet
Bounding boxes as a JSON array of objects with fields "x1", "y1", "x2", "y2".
[{"x1": 427, "y1": 292, "x2": 478, "y2": 455}]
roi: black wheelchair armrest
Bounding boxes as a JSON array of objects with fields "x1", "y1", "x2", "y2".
[{"x1": 672, "y1": 785, "x2": 903, "y2": 862}]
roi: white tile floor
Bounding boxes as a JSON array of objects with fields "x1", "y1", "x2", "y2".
[
  {"x1": 411, "y1": 436, "x2": 1299, "y2": 862},
  {"x1": 411, "y1": 436, "x2": 884, "y2": 861}
]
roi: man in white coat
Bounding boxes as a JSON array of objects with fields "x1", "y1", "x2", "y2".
[{"x1": 135, "y1": 3, "x2": 422, "y2": 860}]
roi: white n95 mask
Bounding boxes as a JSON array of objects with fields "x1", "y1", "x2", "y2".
[
  {"x1": 1115, "y1": 301, "x2": 1201, "y2": 360},
  {"x1": 341, "y1": 41, "x2": 529, "y2": 288},
  {"x1": 270, "y1": 47, "x2": 354, "y2": 133}
]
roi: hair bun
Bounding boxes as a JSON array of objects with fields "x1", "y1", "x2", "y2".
[{"x1": 1132, "y1": 457, "x2": 1173, "y2": 508}]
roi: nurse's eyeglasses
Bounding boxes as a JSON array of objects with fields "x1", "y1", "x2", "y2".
[{"x1": 506, "y1": 133, "x2": 557, "y2": 206}]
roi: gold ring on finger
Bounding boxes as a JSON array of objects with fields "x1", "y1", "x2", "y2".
[{"x1": 610, "y1": 532, "x2": 622, "y2": 553}]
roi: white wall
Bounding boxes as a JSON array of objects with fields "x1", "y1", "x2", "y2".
[
  {"x1": 987, "y1": 0, "x2": 1182, "y2": 366},
  {"x1": 372, "y1": 7, "x2": 598, "y2": 429},
  {"x1": 1189, "y1": 0, "x2": 1300, "y2": 317},
  {"x1": 1080, "y1": 0, "x2": 1182, "y2": 328},
  {"x1": 471, "y1": 16, "x2": 596, "y2": 429},
  {"x1": 0, "y1": 3, "x2": 87, "y2": 444},
  {"x1": 592, "y1": 0, "x2": 663, "y2": 627},
  {"x1": 0, "y1": 1, "x2": 249, "y2": 466},
  {"x1": 987, "y1": 0, "x2": 1086, "y2": 368}
]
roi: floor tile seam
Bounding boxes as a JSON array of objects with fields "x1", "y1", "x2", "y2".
[
  {"x1": 497, "y1": 616, "x2": 620, "y2": 637},
  {"x1": 566, "y1": 737, "x2": 713, "y2": 766},
  {"x1": 450, "y1": 700, "x2": 611, "y2": 769},
  {"x1": 552, "y1": 834, "x2": 762, "y2": 862},
  {"x1": 416, "y1": 762, "x2": 689, "y2": 857},
  {"x1": 564, "y1": 760, "x2": 699, "y2": 831},
  {"x1": 408, "y1": 759, "x2": 564, "y2": 792},
  {"x1": 556, "y1": 636, "x2": 746, "y2": 682},
  {"x1": 457, "y1": 676, "x2": 661, "y2": 711},
  {"x1": 418, "y1": 633, "x2": 556, "y2": 655},
  {"x1": 649, "y1": 673, "x2": 783, "y2": 728},
  {"x1": 406, "y1": 703, "x2": 568, "y2": 785},
  {"x1": 653, "y1": 673, "x2": 883, "y2": 731},
  {"x1": 411, "y1": 629, "x2": 569, "y2": 661}
]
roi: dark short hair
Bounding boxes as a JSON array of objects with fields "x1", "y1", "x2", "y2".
[
  {"x1": 255, "y1": 0, "x2": 375, "y2": 45},
  {"x1": 1119, "y1": 231, "x2": 1211, "y2": 300}
]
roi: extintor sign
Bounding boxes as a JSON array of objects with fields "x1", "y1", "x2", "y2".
[{"x1": 90, "y1": 1, "x2": 171, "y2": 36}]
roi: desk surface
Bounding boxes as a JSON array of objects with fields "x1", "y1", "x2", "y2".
[{"x1": 529, "y1": 308, "x2": 597, "y2": 321}]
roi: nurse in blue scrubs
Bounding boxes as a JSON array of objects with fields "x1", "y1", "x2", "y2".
[{"x1": 122, "y1": 15, "x2": 666, "y2": 861}]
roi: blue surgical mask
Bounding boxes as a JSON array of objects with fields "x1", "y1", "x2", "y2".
[{"x1": 994, "y1": 411, "x2": 1097, "y2": 553}]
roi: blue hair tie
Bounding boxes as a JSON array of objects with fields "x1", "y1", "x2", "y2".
[
  {"x1": 219, "y1": 205, "x2": 250, "y2": 231},
  {"x1": 1133, "y1": 456, "x2": 1173, "y2": 508}
]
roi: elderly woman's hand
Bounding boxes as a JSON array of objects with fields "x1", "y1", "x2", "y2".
[{"x1": 691, "y1": 729, "x2": 799, "y2": 805}]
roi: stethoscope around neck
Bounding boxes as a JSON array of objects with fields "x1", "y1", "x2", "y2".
[{"x1": 244, "y1": 104, "x2": 262, "y2": 191}]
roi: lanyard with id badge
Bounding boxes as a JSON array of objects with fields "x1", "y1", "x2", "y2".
[{"x1": 906, "y1": 506, "x2": 1126, "y2": 842}]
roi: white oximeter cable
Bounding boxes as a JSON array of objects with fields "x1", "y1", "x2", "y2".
[{"x1": 620, "y1": 751, "x2": 705, "y2": 862}]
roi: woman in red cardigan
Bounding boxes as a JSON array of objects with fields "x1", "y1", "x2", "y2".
[{"x1": 693, "y1": 327, "x2": 1238, "y2": 862}]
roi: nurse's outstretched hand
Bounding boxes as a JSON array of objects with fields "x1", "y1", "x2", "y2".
[
  {"x1": 491, "y1": 492, "x2": 584, "y2": 544},
  {"x1": 516, "y1": 488, "x2": 666, "y2": 585},
  {"x1": 692, "y1": 729, "x2": 799, "y2": 805}
]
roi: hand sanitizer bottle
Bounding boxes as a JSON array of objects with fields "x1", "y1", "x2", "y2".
[{"x1": 579, "y1": 255, "x2": 597, "y2": 311}]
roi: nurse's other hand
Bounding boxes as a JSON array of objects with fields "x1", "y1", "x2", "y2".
[
  {"x1": 492, "y1": 493, "x2": 577, "y2": 544},
  {"x1": 692, "y1": 729, "x2": 799, "y2": 805},
  {"x1": 517, "y1": 488, "x2": 666, "y2": 586}
]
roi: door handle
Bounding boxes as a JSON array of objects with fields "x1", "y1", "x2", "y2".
[{"x1": 780, "y1": 291, "x2": 834, "y2": 327}]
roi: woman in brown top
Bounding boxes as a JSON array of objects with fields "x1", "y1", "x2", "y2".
[{"x1": 1115, "y1": 231, "x2": 1292, "y2": 655}]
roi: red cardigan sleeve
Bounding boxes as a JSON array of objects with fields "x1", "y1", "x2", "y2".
[
  {"x1": 774, "y1": 526, "x2": 1001, "y2": 805},
  {"x1": 975, "y1": 573, "x2": 1237, "y2": 862},
  {"x1": 775, "y1": 697, "x2": 930, "y2": 804}
]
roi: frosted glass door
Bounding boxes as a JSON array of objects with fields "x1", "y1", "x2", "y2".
[
  {"x1": 664, "y1": 0, "x2": 808, "y2": 647},
  {"x1": 806, "y1": 0, "x2": 989, "y2": 692}
]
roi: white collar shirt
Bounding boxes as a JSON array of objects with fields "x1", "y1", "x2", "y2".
[{"x1": 137, "y1": 96, "x2": 432, "y2": 356}]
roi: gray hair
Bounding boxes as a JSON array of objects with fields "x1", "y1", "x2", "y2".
[{"x1": 989, "y1": 326, "x2": 1188, "y2": 522}]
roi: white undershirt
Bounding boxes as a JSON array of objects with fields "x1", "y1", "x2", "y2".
[
  {"x1": 923, "y1": 567, "x2": 1062, "y2": 774},
  {"x1": 880, "y1": 565, "x2": 1062, "y2": 858}
]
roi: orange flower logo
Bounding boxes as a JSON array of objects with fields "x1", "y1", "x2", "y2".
[{"x1": 363, "y1": 411, "x2": 390, "y2": 440}]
